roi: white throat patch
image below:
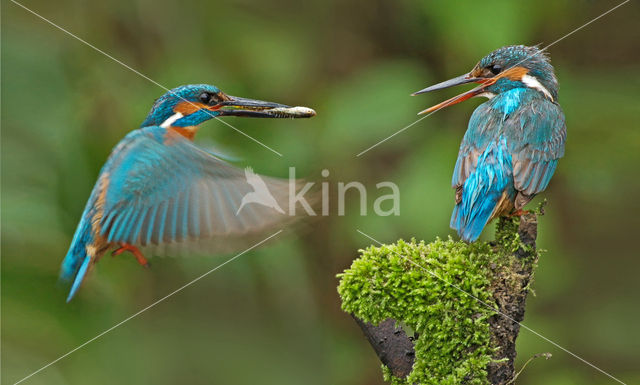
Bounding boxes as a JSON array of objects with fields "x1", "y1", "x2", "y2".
[
  {"x1": 160, "y1": 112, "x2": 184, "y2": 128},
  {"x1": 521, "y1": 74, "x2": 553, "y2": 101}
]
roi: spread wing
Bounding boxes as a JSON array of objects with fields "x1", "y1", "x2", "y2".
[
  {"x1": 97, "y1": 127, "x2": 297, "y2": 255},
  {"x1": 507, "y1": 99, "x2": 566, "y2": 197}
]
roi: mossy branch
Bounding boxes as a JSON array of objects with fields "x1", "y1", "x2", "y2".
[{"x1": 337, "y1": 213, "x2": 540, "y2": 385}]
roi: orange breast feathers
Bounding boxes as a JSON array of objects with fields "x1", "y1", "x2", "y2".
[
  {"x1": 163, "y1": 125, "x2": 197, "y2": 142},
  {"x1": 87, "y1": 173, "x2": 110, "y2": 257}
]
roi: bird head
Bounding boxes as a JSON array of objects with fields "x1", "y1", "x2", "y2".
[
  {"x1": 141, "y1": 84, "x2": 316, "y2": 128},
  {"x1": 413, "y1": 45, "x2": 558, "y2": 114}
]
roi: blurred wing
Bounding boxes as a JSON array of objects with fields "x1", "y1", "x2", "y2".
[
  {"x1": 507, "y1": 99, "x2": 566, "y2": 196},
  {"x1": 99, "y1": 127, "x2": 294, "y2": 255},
  {"x1": 245, "y1": 167, "x2": 269, "y2": 191}
]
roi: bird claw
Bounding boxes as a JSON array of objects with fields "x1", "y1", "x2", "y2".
[
  {"x1": 509, "y1": 209, "x2": 532, "y2": 218},
  {"x1": 112, "y1": 244, "x2": 150, "y2": 268}
]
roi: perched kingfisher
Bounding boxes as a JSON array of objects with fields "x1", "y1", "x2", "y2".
[
  {"x1": 414, "y1": 45, "x2": 566, "y2": 242},
  {"x1": 60, "y1": 84, "x2": 315, "y2": 301}
]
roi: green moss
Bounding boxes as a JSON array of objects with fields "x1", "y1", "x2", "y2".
[{"x1": 338, "y1": 218, "x2": 529, "y2": 385}]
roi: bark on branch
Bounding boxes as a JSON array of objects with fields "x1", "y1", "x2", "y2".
[{"x1": 352, "y1": 213, "x2": 539, "y2": 384}]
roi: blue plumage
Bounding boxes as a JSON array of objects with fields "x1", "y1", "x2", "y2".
[
  {"x1": 60, "y1": 215, "x2": 93, "y2": 301},
  {"x1": 414, "y1": 45, "x2": 566, "y2": 242},
  {"x1": 451, "y1": 136, "x2": 514, "y2": 242},
  {"x1": 140, "y1": 84, "x2": 221, "y2": 128},
  {"x1": 60, "y1": 84, "x2": 315, "y2": 301}
]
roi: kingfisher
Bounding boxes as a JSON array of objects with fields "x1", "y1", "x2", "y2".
[
  {"x1": 60, "y1": 84, "x2": 315, "y2": 301},
  {"x1": 413, "y1": 45, "x2": 566, "y2": 242}
]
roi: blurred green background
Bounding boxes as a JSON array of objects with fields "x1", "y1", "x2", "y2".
[{"x1": 2, "y1": 0, "x2": 639, "y2": 384}]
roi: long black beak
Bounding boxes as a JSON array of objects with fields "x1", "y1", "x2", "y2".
[
  {"x1": 412, "y1": 73, "x2": 490, "y2": 114},
  {"x1": 217, "y1": 95, "x2": 316, "y2": 118},
  {"x1": 412, "y1": 73, "x2": 481, "y2": 95}
]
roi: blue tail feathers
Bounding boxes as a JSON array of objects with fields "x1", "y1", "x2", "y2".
[
  {"x1": 59, "y1": 216, "x2": 93, "y2": 302},
  {"x1": 450, "y1": 183, "x2": 505, "y2": 242},
  {"x1": 450, "y1": 138, "x2": 513, "y2": 242}
]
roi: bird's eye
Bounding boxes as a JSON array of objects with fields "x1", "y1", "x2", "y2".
[
  {"x1": 488, "y1": 64, "x2": 502, "y2": 75},
  {"x1": 199, "y1": 92, "x2": 212, "y2": 104},
  {"x1": 199, "y1": 92, "x2": 221, "y2": 105}
]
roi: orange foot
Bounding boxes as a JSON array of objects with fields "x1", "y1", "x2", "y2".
[
  {"x1": 509, "y1": 209, "x2": 532, "y2": 217},
  {"x1": 112, "y1": 243, "x2": 150, "y2": 268}
]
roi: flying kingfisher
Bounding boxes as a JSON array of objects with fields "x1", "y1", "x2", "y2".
[
  {"x1": 414, "y1": 45, "x2": 566, "y2": 242},
  {"x1": 60, "y1": 84, "x2": 315, "y2": 301}
]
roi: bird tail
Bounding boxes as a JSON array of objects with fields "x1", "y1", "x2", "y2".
[
  {"x1": 59, "y1": 217, "x2": 93, "y2": 302},
  {"x1": 450, "y1": 186, "x2": 504, "y2": 242},
  {"x1": 451, "y1": 141, "x2": 513, "y2": 242}
]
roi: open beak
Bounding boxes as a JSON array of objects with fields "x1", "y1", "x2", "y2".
[
  {"x1": 215, "y1": 95, "x2": 316, "y2": 118},
  {"x1": 412, "y1": 73, "x2": 492, "y2": 115}
]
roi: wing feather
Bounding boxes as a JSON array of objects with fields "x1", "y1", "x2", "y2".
[
  {"x1": 507, "y1": 100, "x2": 565, "y2": 196},
  {"x1": 130, "y1": 205, "x2": 149, "y2": 244},
  {"x1": 198, "y1": 180, "x2": 214, "y2": 237},
  {"x1": 452, "y1": 103, "x2": 499, "y2": 189},
  {"x1": 141, "y1": 204, "x2": 158, "y2": 245},
  {"x1": 451, "y1": 94, "x2": 565, "y2": 210},
  {"x1": 153, "y1": 200, "x2": 168, "y2": 245},
  {"x1": 100, "y1": 127, "x2": 296, "y2": 255}
]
